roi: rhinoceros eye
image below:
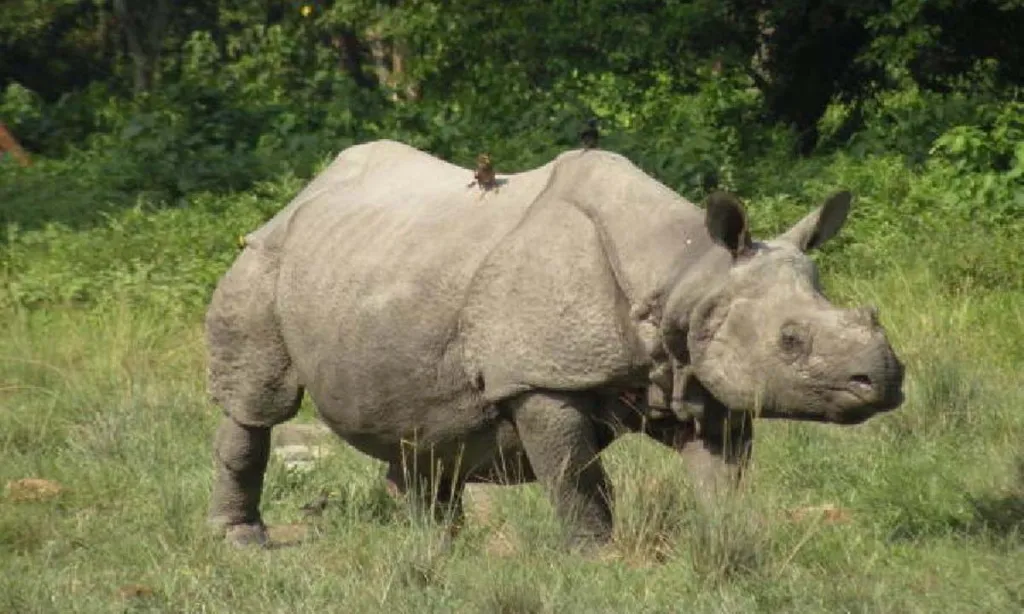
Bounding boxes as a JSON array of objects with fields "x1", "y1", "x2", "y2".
[{"x1": 779, "y1": 322, "x2": 808, "y2": 356}]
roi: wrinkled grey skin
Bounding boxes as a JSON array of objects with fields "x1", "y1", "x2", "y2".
[{"x1": 205, "y1": 140, "x2": 905, "y2": 548}]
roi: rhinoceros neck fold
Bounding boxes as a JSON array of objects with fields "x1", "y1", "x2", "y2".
[{"x1": 543, "y1": 150, "x2": 715, "y2": 320}]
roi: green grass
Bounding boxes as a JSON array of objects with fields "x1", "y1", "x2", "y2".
[{"x1": 2, "y1": 261, "x2": 1022, "y2": 612}]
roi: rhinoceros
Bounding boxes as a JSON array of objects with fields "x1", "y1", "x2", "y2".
[{"x1": 205, "y1": 140, "x2": 905, "y2": 548}]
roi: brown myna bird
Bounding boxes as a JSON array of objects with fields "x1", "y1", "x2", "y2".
[{"x1": 467, "y1": 152, "x2": 498, "y2": 192}]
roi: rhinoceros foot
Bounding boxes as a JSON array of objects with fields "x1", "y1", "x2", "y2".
[{"x1": 223, "y1": 521, "x2": 270, "y2": 548}]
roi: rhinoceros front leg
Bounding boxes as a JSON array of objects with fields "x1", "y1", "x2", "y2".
[
  {"x1": 682, "y1": 404, "x2": 753, "y2": 503},
  {"x1": 507, "y1": 391, "x2": 613, "y2": 549},
  {"x1": 209, "y1": 415, "x2": 272, "y2": 547}
]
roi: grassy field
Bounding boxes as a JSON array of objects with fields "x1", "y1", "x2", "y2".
[{"x1": 2, "y1": 184, "x2": 1023, "y2": 612}]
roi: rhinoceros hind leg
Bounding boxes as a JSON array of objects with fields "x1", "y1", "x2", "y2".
[
  {"x1": 204, "y1": 247, "x2": 304, "y2": 546},
  {"x1": 508, "y1": 391, "x2": 613, "y2": 550}
]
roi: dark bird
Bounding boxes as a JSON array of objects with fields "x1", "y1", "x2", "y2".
[
  {"x1": 701, "y1": 169, "x2": 720, "y2": 193},
  {"x1": 579, "y1": 118, "x2": 599, "y2": 150},
  {"x1": 467, "y1": 153, "x2": 498, "y2": 191}
]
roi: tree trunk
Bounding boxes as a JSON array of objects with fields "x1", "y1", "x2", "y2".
[
  {"x1": 112, "y1": 0, "x2": 170, "y2": 94},
  {"x1": 365, "y1": 26, "x2": 419, "y2": 103},
  {"x1": 130, "y1": 54, "x2": 154, "y2": 94},
  {"x1": 391, "y1": 40, "x2": 420, "y2": 101},
  {"x1": 331, "y1": 30, "x2": 375, "y2": 90}
]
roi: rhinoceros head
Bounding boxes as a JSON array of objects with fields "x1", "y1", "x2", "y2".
[{"x1": 663, "y1": 191, "x2": 905, "y2": 425}]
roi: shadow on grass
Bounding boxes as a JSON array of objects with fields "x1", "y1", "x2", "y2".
[
  {"x1": 962, "y1": 491, "x2": 1024, "y2": 537},
  {"x1": 957, "y1": 456, "x2": 1024, "y2": 538},
  {"x1": 890, "y1": 457, "x2": 1024, "y2": 542}
]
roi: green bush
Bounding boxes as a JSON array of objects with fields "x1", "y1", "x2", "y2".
[
  {"x1": 0, "y1": 176, "x2": 303, "y2": 314},
  {"x1": 2, "y1": 25, "x2": 1022, "y2": 306}
]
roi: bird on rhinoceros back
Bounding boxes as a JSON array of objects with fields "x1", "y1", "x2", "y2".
[
  {"x1": 204, "y1": 139, "x2": 905, "y2": 550},
  {"x1": 467, "y1": 152, "x2": 499, "y2": 194},
  {"x1": 579, "y1": 117, "x2": 599, "y2": 150}
]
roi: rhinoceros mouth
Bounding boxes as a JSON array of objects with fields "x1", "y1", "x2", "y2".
[
  {"x1": 828, "y1": 383, "x2": 904, "y2": 413},
  {"x1": 828, "y1": 405, "x2": 892, "y2": 425},
  {"x1": 824, "y1": 388, "x2": 903, "y2": 424},
  {"x1": 757, "y1": 387, "x2": 903, "y2": 424}
]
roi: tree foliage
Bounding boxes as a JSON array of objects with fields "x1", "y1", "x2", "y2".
[{"x1": 1, "y1": 0, "x2": 1021, "y2": 232}]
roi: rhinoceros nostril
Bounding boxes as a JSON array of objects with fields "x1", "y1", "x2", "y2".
[{"x1": 849, "y1": 374, "x2": 873, "y2": 393}]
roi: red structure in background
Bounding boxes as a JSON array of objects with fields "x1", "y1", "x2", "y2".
[{"x1": 0, "y1": 122, "x2": 31, "y2": 167}]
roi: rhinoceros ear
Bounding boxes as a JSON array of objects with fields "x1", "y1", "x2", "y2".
[
  {"x1": 779, "y1": 191, "x2": 852, "y2": 252},
  {"x1": 705, "y1": 191, "x2": 753, "y2": 259}
]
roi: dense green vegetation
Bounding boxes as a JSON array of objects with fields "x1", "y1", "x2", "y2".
[{"x1": 1, "y1": 1, "x2": 1022, "y2": 611}]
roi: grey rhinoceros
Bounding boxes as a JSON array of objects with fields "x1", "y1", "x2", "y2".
[{"x1": 205, "y1": 139, "x2": 905, "y2": 548}]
